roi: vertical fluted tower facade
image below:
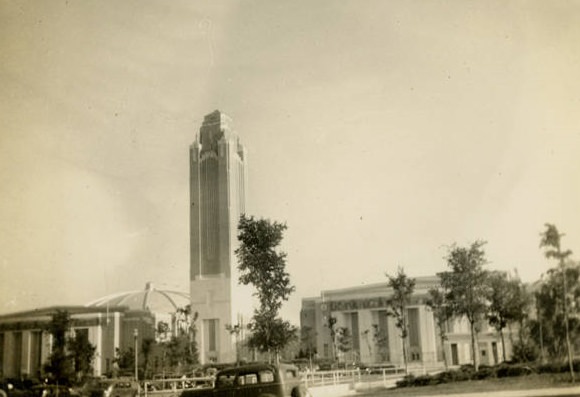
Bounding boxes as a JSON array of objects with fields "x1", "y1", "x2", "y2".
[{"x1": 190, "y1": 110, "x2": 248, "y2": 364}]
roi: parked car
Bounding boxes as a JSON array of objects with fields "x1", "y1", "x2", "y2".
[
  {"x1": 81, "y1": 379, "x2": 138, "y2": 397},
  {"x1": 1, "y1": 381, "x2": 75, "y2": 397},
  {"x1": 181, "y1": 363, "x2": 309, "y2": 397},
  {"x1": 0, "y1": 379, "x2": 40, "y2": 397},
  {"x1": 29, "y1": 385, "x2": 74, "y2": 397}
]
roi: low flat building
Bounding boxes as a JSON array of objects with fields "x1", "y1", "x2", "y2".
[
  {"x1": 0, "y1": 283, "x2": 189, "y2": 379},
  {"x1": 301, "y1": 276, "x2": 514, "y2": 369},
  {"x1": 0, "y1": 305, "x2": 155, "y2": 379}
]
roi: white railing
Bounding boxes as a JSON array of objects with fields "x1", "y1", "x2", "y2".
[
  {"x1": 141, "y1": 377, "x2": 214, "y2": 397},
  {"x1": 406, "y1": 362, "x2": 447, "y2": 376},
  {"x1": 303, "y1": 365, "x2": 416, "y2": 389},
  {"x1": 303, "y1": 369, "x2": 361, "y2": 388}
]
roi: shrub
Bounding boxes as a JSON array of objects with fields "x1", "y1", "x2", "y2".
[
  {"x1": 413, "y1": 375, "x2": 434, "y2": 387},
  {"x1": 537, "y1": 359, "x2": 580, "y2": 374},
  {"x1": 512, "y1": 340, "x2": 539, "y2": 363},
  {"x1": 496, "y1": 363, "x2": 534, "y2": 378},
  {"x1": 473, "y1": 366, "x2": 496, "y2": 380},
  {"x1": 537, "y1": 362, "x2": 564, "y2": 374},
  {"x1": 395, "y1": 374, "x2": 415, "y2": 388},
  {"x1": 433, "y1": 371, "x2": 455, "y2": 384}
]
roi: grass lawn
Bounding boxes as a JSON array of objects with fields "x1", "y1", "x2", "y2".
[{"x1": 356, "y1": 373, "x2": 578, "y2": 396}]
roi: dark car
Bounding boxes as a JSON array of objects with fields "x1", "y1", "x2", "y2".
[
  {"x1": 0, "y1": 379, "x2": 41, "y2": 397},
  {"x1": 29, "y1": 385, "x2": 74, "y2": 397},
  {"x1": 1, "y1": 382, "x2": 74, "y2": 397},
  {"x1": 81, "y1": 380, "x2": 138, "y2": 397},
  {"x1": 181, "y1": 363, "x2": 309, "y2": 397}
]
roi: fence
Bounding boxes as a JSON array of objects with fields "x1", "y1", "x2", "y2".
[
  {"x1": 141, "y1": 377, "x2": 214, "y2": 397},
  {"x1": 304, "y1": 369, "x2": 362, "y2": 388},
  {"x1": 304, "y1": 363, "x2": 445, "y2": 390}
]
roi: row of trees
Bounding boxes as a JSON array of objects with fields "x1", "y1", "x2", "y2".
[
  {"x1": 113, "y1": 308, "x2": 199, "y2": 379},
  {"x1": 44, "y1": 310, "x2": 200, "y2": 383},
  {"x1": 368, "y1": 223, "x2": 577, "y2": 378},
  {"x1": 46, "y1": 218, "x2": 576, "y2": 382}
]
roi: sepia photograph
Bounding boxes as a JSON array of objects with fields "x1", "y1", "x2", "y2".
[{"x1": 1, "y1": 1, "x2": 579, "y2": 396}]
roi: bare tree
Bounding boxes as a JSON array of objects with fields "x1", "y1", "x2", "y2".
[
  {"x1": 385, "y1": 267, "x2": 415, "y2": 374},
  {"x1": 426, "y1": 286, "x2": 452, "y2": 370},
  {"x1": 540, "y1": 223, "x2": 575, "y2": 382}
]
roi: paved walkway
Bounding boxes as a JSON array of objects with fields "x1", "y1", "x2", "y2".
[
  {"x1": 349, "y1": 383, "x2": 580, "y2": 397},
  {"x1": 460, "y1": 387, "x2": 580, "y2": 397},
  {"x1": 409, "y1": 386, "x2": 580, "y2": 397}
]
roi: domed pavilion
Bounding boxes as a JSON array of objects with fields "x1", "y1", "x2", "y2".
[{"x1": 86, "y1": 282, "x2": 191, "y2": 341}]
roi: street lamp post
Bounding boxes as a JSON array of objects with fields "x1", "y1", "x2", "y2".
[{"x1": 133, "y1": 329, "x2": 139, "y2": 382}]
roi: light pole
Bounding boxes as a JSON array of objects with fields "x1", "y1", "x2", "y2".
[{"x1": 133, "y1": 328, "x2": 139, "y2": 382}]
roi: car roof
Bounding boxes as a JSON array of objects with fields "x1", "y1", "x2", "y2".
[
  {"x1": 216, "y1": 363, "x2": 300, "y2": 376},
  {"x1": 217, "y1": 363, "x2": 277, "y2": 375}
]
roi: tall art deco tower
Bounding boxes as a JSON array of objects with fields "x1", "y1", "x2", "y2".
[{"x1": 190, "y1": 110, "x2": 248, "y2": 364}]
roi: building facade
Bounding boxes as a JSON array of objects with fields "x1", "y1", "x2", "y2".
[
  {"x1": 0, "y1": 284, "x2": 191, "y2": 379},
  {"x1": 301, "y1": 276, "x2": 515, "y2": 369},
  {"x1": 189, "y1": 110, "x2": 250, "y2": 364},
  {"x1": 0, "y1": 306, "x2": 155, "y2": 379}
]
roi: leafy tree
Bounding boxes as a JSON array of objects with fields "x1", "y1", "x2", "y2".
[
  {"x1": 540, "y1": 223, "x2": 575, "y2": 381},
  {"x1": 277, "y1": 327, "x2": 301, "y2": 361},
  {"x1": 166, "y1": 336, "x2": 183, "y2": 368},
  {"x1": 440, "y1": 241, "x2": 489, "y2": 371},
  {"x1": 235, "y1": 214, "x2": 296, "y2": 363},
  {"x1": 141, "y1": 338, "x2": 155, "y2": 380},
  {"x1": 245, "y1": 310, "x2": 297, "y2": 362},
  {"x1": 156, "y1": 321, "x2": 170, "y2": 340},
  {"x1": 300, "y1": 326, "x2": 317, "y2": 367},
  {"x1": 533, "y1": 265, "x2": 580, "y2": 361},
  {"x1": 486, "y1": 271, "x2": 529, "y2": 362},
  {"x1": 68, "y1": 330, "x2": 96, "y2": 382},
  {"x1": 371, "y1": 322, "x2": 389, "y2": 362},
  {"x1": 226, "y1": 323, "x2": 243, "y2": 365},
  {"x1": 181, "y1": 308, "x2": 200, "y2": 367},
  {"x1": 426, "y1": 286, "x2": 452, "y2": 370},
  {"x1": 326, "y1": 316, "x2": 338, "y2": 362},
  {"x1": 385, "y1": 267, "x2": 415, "y2": 374},
  {"x1": 150, "y1": 309, "x2": 199, "y2": 375},
  {"x1": 336, "y1": 327, "x2": 353, "y2": 362},
  {"x1": 165, "y1": 335, "x2": 199, "y2": 370},
  {"x1": 44, "y1": 310, "x2": 74, "y2": 384},
  {"x1": 113, "y1": 347, "x2": 134, "y2": 376},
  {"x1": 361, "y1": 329, "x2": 373, "y2": 362}
]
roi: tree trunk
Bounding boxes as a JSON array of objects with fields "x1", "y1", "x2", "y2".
[
  {"x1": 470, "y1": 321, "x2": 478, "y2": 371},
  {"x1": 562, "y1": 264, "x2": 575, "y2": 382},
  {"x1": 441, "y1": 335, "x2": 448, "y2": 371},
  {"x1": 500, "y1": 329, "x2": 506, "y2": 363},
  {"x1": 402, "y1": 337, "x2": 408, "y2": 375},
  {"x1": 539, "y1": 317, "x2": 545, "y2": 364}
]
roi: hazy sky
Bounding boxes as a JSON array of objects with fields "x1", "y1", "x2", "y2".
[{"x1": 1, "y1": 1, "x2": 579, "y2": 324}]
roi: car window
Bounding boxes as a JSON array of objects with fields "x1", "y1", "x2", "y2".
[
  {"x1": 258, "y1": 370, "x2": 274, "y2": 383},
  {"x1": 284, "y1": 369, "x2": 298, "y2": 379},
  {"x1": 245, "y1": 374, "x2": 258, "y2": 385},
  {"x1": 216, "y1": 374, "x2": 236, "y2": 388}
]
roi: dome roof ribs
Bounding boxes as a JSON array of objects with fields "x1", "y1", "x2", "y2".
[
  {"x1": 85, "y1": 283, "x2": 190, "y2": 313},
  {"x1": 157, "y1": 290, "x2": 179, "y2": 311}
]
